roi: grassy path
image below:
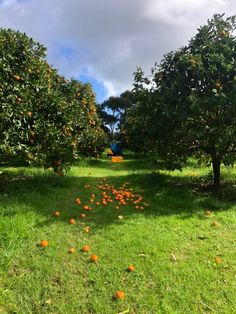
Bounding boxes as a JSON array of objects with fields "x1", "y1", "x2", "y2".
[{"x1": 0, "y1": 157, "x2": 236, "y2": 313}]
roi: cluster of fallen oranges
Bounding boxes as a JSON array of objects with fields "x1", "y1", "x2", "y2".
[
  {"x1": 39, "y1": 178, "x2": 146, "y2": 300},
  {"x1": 39, "y1": 178, "x2": 223, "y2": 300}
]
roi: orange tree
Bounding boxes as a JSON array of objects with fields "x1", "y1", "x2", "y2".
[
  {"x1": 125, "y1": 14, "x2": 236, "y2": 188},
  {"x1": 0, "y1": 28, "x2": 106, "y2": 172}
]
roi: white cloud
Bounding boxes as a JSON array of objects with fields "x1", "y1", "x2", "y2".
[
  {"x1": 0, "y1": 0, "x2": 235, "y2": 101},
  {"x1": 142, "y1": 0, "x2": 229, "y2": 24}
]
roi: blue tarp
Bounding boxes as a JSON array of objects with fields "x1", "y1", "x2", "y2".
[{"x1": 111, "y1": 143, "x2": 122, "y2": 156}]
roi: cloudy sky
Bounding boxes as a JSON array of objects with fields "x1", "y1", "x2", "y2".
[{"x1": 0, "y1": 0, "x2": 235, "y2": 102}]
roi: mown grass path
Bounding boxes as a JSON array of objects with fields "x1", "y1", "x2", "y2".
[{"x1": 0, "y1": 157, "x2": 236, "y2": 313}]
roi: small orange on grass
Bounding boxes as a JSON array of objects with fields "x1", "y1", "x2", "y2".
[
  {"x1": 127, "y1": 265, "x2": 135, "y2": 272},
  {"x1": 75, "y1": 198, "x2": 81, "y2": 205},
  {"x1": 83, "y1": 205, "x2": 90, "y2": 211},
  {"x1": 90, "y1": 254, "x2": 99, "y2": 262},
  {"x1": 68, "y1": 248, "x2": 75, "y2": 254},
  {"x1": 53, "y1": 211, "x2": 60, "y2": 217},
  {"x1": 79, "y1": 213, "x2": 86, "y2": 218},
  {"x1": 69, "y1": 218, "x2": 76, "y2": 224},
  {"x1": 115, "y1": 290, "x2": 125, "y2": 300},
  {"x1": 215, "y1": 257, "x2": 222, "y2": 264},
  {"x1": 40, "y1": 240, "x2": 49, "y2": 247},
  {"x1": 82, "y1": 245, "x2": 90, "y2": 252}
]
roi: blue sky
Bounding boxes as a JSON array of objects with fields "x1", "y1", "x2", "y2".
[
  {"x1": 57, "y1": 45, "x2": 107, "y2": 103},
  {"x1": 0, "y1": 0, "x2": 235, "y2": 102}
]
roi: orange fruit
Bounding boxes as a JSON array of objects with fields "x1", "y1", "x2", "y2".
[
  {"x1": 68, "y1": 248, "x2": 75, "y2": 254},
  {"x1": 81, "y1": 245, "x2": 90, "y2": 252},
  {"x1": 69, "y1": 218, "x2": 76, "y2": 224},
  {"x1": 215, "y1": 257, "x2": 222, "y2": 264},
  {"x1": 14, "y1": 74, "x2": 21, "y2": 81},
  {"x1": 115, "y1": 290, "x2": 125, "y2": 300},
  {"x1": 127, "y1": 265, "x2": 135, "y2": 272},
  {"x1": 79, "y1": 213, "x2": 86, "y2": 218},
  {"x1": 96, "y1": 202, "x2": 100, "y2": 206},
  {"x1": 40, "y1": 240, "x2": 49, "y2": 247},
  {"x1": 53, "y1": 211, "x2": 60, "y2": 217},
  {"x1": 75, "y1": 198, "x2": 81, "y2": 205},
  {"x1": 83, "y1": 205, "x2": 90, "y2": 211},
  {"x1": 90, "y1": 254, "x2": 99, "y2": 262}
]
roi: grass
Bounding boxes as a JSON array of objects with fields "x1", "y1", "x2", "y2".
[{"x1": 0, "y1": 156, "x2": 236, "y2": 313}]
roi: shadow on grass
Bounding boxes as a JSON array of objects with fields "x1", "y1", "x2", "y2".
[
  {"x1": 1, "y1": 158, "x2": 236, "y2": 233},
  {"x1": 83, "y1": 157, "x2": 167, "y2": 173}
]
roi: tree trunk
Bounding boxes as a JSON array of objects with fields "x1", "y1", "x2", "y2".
[{"x1": 211, "y1": 156, "x2": 221, "y2": 189}]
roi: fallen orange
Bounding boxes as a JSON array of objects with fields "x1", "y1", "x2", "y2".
[
  {"x1": 115, "y1": 290, "x2": 125, "y2": 300},
  {"x1": 40, "y1": 240, "x2": 49, "y2": 247},
  {"x1": 90, "y1": 254, "x2": 99, "y2": 262},
  {"x1": 83, "y1": 205, "x2": 90, "y2": 211},
  {"x1": 215, "y1": 257, "x2": 222, "y2": 264},
  {"x1": 82, "y1": 245, "x2": 90, "y2": 252},
  {"x1": 69, "y1": 218, "x2": 76, "y2": 224},
  {"x1": 75, "y1": 198, "x2": 81, "y2": 205},
  {"x1": 127, "y1": 265, "x2": 135, "y2": 272}
]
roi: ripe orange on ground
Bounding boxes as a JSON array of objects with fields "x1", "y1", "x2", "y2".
[
  {"x1": 40, "y1": 240, "x2": 49, "y2": 247},
  {"x1": 127, "y1": 265, "x2": 135, "y2": 272},
  {"x1": 96, "y1": 202, "x2": 100, "y2": 206},
  {"x1": 75, "y1": 198, "x2": 81, "y2": 205},
  {"x1": 82, "y1": 245, "x2": 90, "y2": 252},
  {"x1": 79, "y1": 213, "x2": 86, "y2": 218},
  {"x1": 90, "y1": 254, "x2": 99, "y2": 262},
  {"x1": 83, "y1": 205, "x2": 90, "y2": 211},
  {"x1": 115, "y1": 290, "x2": 125, "y2": 300},
  {"x1": 53, "y1": 211, "x2": 60, "y2": 217},
  {"x1": 14, "y1": 74, "x2": 21, "y2": 80},
  {"x1": 68, "y1": 248, "x2": 75, "y2": 254},
  {"x1": 69, "y1": 218, "x2": 76, "y2": 224},
  {"x1": 215, "y1": 257, "x2": 222, "y2": 264}
]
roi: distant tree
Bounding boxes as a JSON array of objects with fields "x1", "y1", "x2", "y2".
[
  {"x1": 98, "y1": 90, "x2": 134, "y2": 142},
  {"x1": 125, "y1": 14, "x2": 236, "y2": 188}
]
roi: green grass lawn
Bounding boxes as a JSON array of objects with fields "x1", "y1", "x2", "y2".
[{"x1": 0, "y1": 156, "x2": 236, "y2": 314}]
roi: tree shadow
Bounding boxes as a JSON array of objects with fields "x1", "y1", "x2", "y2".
[
  {"x1": 86, "y1": 157, "x2": 166, "y2": 173},
  {"x1": 1, "y1": 163, "x2": 235, "y2": 233}
]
